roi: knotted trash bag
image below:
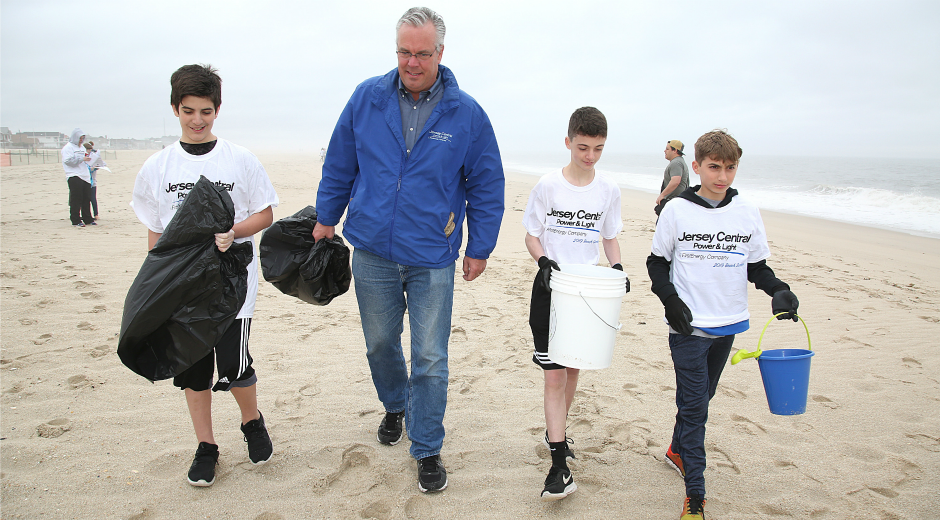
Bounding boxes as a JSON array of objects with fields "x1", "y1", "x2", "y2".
[
  {"x1": 259, "y1": 205, "x2": 351, "y2": 305},
  {"x1": 118, "y1": 175, "x2": 253, "y2": 381}
]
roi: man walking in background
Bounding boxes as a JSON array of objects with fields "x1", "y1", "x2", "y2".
[
  {"x1": 312, "y1": 6, "x2": 504, "y2": 493},
  {"x1": 655, "y1": 139, "x2": 689, "y2": 217}
]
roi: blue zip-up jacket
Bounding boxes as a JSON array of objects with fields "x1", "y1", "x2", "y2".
[{"x1": 316, "y1": 65, "x2": 505, "y2": 269}]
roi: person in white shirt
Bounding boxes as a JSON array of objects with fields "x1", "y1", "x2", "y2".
[
  {"x1": 646, "y1": 129, "x2": 799, "y2": 519},
  {"x1": 62, "y1": 128, "x2": 94, "y2": 227},
  {"x1": 522, "y1": 107, "x2": 627, "y2": 501},
  {"x1": 131, "y1": 64, "x2": 279, "y2": 488}
]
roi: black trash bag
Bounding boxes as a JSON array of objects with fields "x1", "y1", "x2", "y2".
[
  {"x1": 118, "y1": 176, "x2": 253, "y2": 381},
  {"x1": 259, "y1": 205, "x2": 351, "y2": 305}
]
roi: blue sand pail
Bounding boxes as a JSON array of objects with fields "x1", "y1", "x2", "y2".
[
  {"x1": 757, "y1": 348, "x2": 814, "y2": 415},
  {"x1": 730, "y1": 314, "x2": 813, "y2": 415}
]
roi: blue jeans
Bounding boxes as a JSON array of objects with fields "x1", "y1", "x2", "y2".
[
  {"x1": 668, "y1": 333, "x2": 735, "y2": 497},
  {"x1": 352, "y1": 249, "x2": 454, "y2": 460}
]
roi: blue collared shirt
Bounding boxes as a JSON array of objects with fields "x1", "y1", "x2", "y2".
[{"x1": 398, "y1": 72, "x2": 444, "y2": 156}]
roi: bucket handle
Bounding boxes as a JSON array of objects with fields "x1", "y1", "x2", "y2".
[
  {"x1": 730, "y1": 313, "x2": 811, "y2": 365},
  {"x1": 578, "y1": 291, "x2": 622, "y2": 331}
]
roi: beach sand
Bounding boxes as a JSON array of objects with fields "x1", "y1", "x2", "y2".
[{"x1": 2, "y1": 151, "x2": 938, "y2": 519}]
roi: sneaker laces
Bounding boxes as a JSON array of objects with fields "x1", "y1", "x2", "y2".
[
  {"x1": 686, "y1": 495, "x2": 706, "y2": 515},
  {"x1": 419, "y1": 456, "x2": 440, "y2": 474}
]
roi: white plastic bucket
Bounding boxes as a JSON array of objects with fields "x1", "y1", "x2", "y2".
[{"x1": 548, "y1": 264, "x2": 627, "y2": 369}]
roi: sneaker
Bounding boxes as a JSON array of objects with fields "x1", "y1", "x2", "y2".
[
  {"x1": 241, "y1": 411, "x2": 273, "y2": 465},
  {"x1": 540, "y1": 466, "x2": 577, "y2": 501},
  {"x1": 680, "y1": 495, "x2": 706, "y2": 519},
  {"x1": 543, "y1": 430, "x2": 576, "y2": 460},
  {"x1": 666, "y1": 444, "x2": 685, "y2": 477},
  {"x1": 86, "y1": 221, "x2": 97, "y2": 226},
  {"x1": 73, "y1": 222, "x2": 85, "y2": 228},
  {"x1": 377, "y1": 411, "x2": 404, "y2": 445},
  {"x1": 187, "y1": 442, "x2": 219, "y2": 487},
  {"x1": 416, "y1": 455, "x2": 448, "y2": 493}
]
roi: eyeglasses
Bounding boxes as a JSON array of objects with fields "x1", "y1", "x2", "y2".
[{"x1": 396, "y1": 50, "x2": 435, "y2": 61}]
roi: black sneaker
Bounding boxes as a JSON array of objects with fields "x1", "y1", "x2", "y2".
[
  {"x1": 541, "y1": 466, "x2": 577, "y2": 501},
  {"x1": 187, "y1": 442, "x2": 219, "y2": 487},
  {"x1": 377, "y1": 411, "x2": 404, "y2": 445},
  {"x1": 543, "y1": 430, "x2": 576, "y2": 460},
  {"x1": 416, "y1": 455, "x2": 448, "y2": 493},
  {"x1": 241, "y1": 411, "x2": 273, "y2": 465}
]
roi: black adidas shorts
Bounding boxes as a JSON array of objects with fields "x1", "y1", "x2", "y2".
[
  {"x1": 529, "y1": 272, "x2": 567, "y2": 371},
  {"x1": 173, "y1": 318, "x2": 257, "y2": 392}
]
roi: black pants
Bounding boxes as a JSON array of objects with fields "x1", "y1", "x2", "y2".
[{"x1": 67, "y1": 176, "x2": 93, "y2": 225}]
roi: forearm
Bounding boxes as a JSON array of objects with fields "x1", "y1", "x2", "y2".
[
  {"x1": 525, "y1": 233, "x2": 545, "y2": 263},
  {"x1": 747, "y1": 260, "x2": 789, "y2": 296},
  {"x1": 232, "y1": 206, "x2": 274, "y2": 239},
  {"x1": 148, "y1": 230, "x2": 161, "y2": 250},
  {"x1": 658, "y1": 177, "x2": 681, "y2": 200},
  {"x1": 602, "y1": 237, "x2": 621, "y2": 266},
  {"x1": 646, "y1": 253, "x2": 677, "y2": 303}
]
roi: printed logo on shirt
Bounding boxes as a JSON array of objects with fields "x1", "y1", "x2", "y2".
[
  {"x1": 677, "y1": 230, "x2": 752, "y2": 252},
  {"x1": 428, "y1": 130, "x2": 452, "y2": 143},
  {"x1": 165, "y1": 180, "x2": 236, "y2": 199},
  {"x1": 546, "y1": 207, "x2": 604, "y2": 229}
]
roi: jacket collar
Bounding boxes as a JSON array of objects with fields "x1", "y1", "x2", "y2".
[
  {"x1": 677, "y1": 185, "x2": 738, "y2": 208},
  {"x1": 371, "y1": 64, "x2": 460, "y2": 111}
]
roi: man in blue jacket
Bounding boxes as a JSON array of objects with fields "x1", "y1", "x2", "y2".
[{"x1": 313, "y1": 7, "x2": 505, "y2": 493}]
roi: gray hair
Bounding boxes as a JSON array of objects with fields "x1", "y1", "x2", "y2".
[{"x1": 396, "y1": 7, "x2": 445, "y2": 52}]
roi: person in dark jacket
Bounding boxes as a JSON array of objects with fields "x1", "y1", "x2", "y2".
[{"x1": 313, "y1": 6, "x2": 505, "y2": 494}]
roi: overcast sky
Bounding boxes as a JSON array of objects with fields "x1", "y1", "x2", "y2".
[{"x1": 2, "y1": 0, "x2": 938, "y2": 158}]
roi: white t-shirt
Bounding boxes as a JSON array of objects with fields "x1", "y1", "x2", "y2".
[
  {"x1": 131, "y1": 139, "x2": 279, "y2": 318},
  {"x1": 522, "y1": 170, "x2": 623, "y2": 265},
  {"x1": 651, "y1": 195, "x2": 771, "y2": 328}
]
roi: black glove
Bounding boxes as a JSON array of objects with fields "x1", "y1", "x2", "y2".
[
  {"x1": 664, "y1": 294, "x2": 693, "y2": 335},
  {"x1": 772, "y1": 290, "x2": 799, "y2": 321},
  {"x1": 537, "y1": 256, "x2": 560, "y2": 292},
  {"x1": 611, "y1": 263, "x2": 630, "y2": 293}
]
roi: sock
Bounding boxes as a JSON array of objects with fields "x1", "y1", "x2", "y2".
[{"x1": 548, "y1": 441, "x2": 568, "y2": 470}]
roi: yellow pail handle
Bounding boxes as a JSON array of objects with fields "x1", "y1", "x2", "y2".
[{"x1": 730, "y1": 313, "x2": 811, "y2": 365}]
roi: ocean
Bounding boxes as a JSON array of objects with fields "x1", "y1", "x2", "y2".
[{"x1": 502, "y1": 152, "x2": 940, "y2": 239}]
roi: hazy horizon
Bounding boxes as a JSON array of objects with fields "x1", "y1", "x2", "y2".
[{"x1": 3, "y1": 0, "x2": 938, "y2": 159}]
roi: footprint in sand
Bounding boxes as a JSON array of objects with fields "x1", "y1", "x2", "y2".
[
  {"x1": 89, "y1": 345, "x2": 111, "y2": 358},
  {"x1": 19, "y1": 318, "x2": 35, "y2": 326},
  {"x1": 318, "y1": 444, "x2": 379, "y2": 496},
  {"x1": 360, "y1": 499, "x2": 395, "y2": 520},
  {"x1": 92, "y1": 305, "x2": 106, "y2": 313},
  {"x1": 77, "y1": 321, "x2": 95, "y2": 331},
  {"x1": 253, "y1": 513, "x2": 285, "y2": 520},
  {"x1": 17, "y1": 290, "x2": 30, "y2": 297},
  {"x1": 730, "y1": 414, "x2": 767, "y2": 436},
  {"x1": 811, "y1": 395, "x2": 839, "y2": 409},
  {"x1": 146, "y1": 451, "x2": 188, "y2": 479},
  {"x1": 718, "y1": 385, "x2": 747, "y2": 399},
  {"x1": 32, "y1": 333, "x2": 53, "y2": 345},
  {"x1": 80, "y1": 292, "x2": 101, "y2": 299},
  {"x1": 68, "y1": 374, "x2": 90, "y2": 389},
  {"x1": 709, "y1": 445, "x2": 740, "y2": 474},
  {"x1": 404, "y1": 496, "x2": 432, "y2": 519},
  {"x1": 902, "y1": 356, "x2": 922, "y2": 368},
  {"x1": 40, "y1": 255, "x2": 54, "y2": 259},
  {"x1": 37, "y1": 418, "x2": 71, "y2": 438},
  {"x1": 36, "y1": 298, "x2": 54, "y2": 308}
]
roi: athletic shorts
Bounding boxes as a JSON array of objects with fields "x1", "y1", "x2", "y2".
[
  {"x1": 529, "y1": 271, "x2": 566, "y2": 370},
  {"x1": 173, "y1": 318, "x2": 257, "y2": 392}
]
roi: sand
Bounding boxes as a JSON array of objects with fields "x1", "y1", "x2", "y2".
[{"x1": 1, "y1": 150, "x2": 938, "y2": 519}]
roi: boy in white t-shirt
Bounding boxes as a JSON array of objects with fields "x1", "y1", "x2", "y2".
[
  {"x1": 522, "y1": 107, "x2": 628, "y2": 501},
  {"x1": 646, "y1": 129, "x2": 799, "y2": 519},
  {"x1": 131, "y1": 64, "x2": 280, "y2": 488}
]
